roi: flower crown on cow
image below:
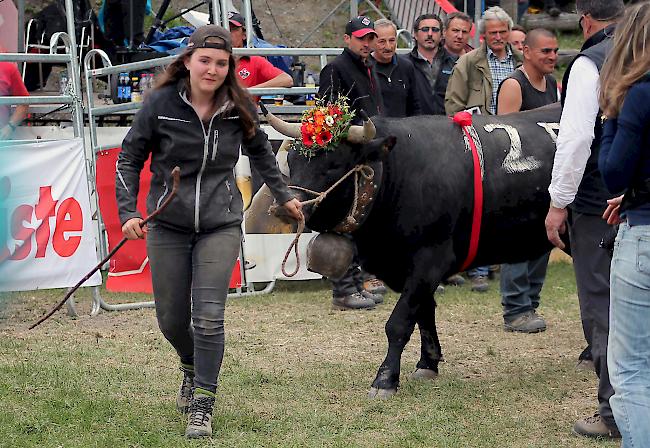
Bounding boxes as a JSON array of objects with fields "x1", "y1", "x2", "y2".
[{"x1": 291, "y1": 95, "x2": 355, "y2": 158}]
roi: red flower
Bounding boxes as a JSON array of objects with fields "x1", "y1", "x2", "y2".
[{"x1": 315, "y1": 130, "x2": 332, "y2": 146}]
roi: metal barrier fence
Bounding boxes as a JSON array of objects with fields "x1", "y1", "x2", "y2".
[{"x1": 0, "y1": 0, "x2": 104, "y2": 317}]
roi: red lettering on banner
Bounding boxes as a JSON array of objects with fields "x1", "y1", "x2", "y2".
[
  {"x1": 52, "y1": 197, "x2": 82, "y2": 257},
  {"x1": 9, "y1": 205, "x2": 34, "y2": 260},
  {"x1": 0, "y1": 177, "x2": 85, "y2": 260},
  {"x1": 34, "y1": 186, "x2": 58, "y2": 258}
]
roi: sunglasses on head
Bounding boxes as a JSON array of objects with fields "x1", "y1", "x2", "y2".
[{"x1": 417, "y1": 26, "x2": 441, "y2": 33}]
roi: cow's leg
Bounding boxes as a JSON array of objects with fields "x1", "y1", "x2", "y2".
[
  {"x1": 411, "y1": 298, "x2": 442, "y2": 380},
  {"x1": 368, "y1": 246, "x2": 452, "y2": 398},
  {"x1": 368, "y1": 280, "x2": 429, "y2": 398}
]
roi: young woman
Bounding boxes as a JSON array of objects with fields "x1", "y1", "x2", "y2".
[
  {"x1": 599, "y1": 3, "x2": 650, "y2": 446},
  {"x1": 116, "y1": 25, "x2": 302, "y2": 438}
]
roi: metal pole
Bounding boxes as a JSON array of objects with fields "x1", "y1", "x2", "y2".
[
  {"x1": 220, "y1": 0, "x2": 229, "y2": 28},
  {"x1": 17, "y1": 0, "x2": 25, "y2": 73},
  {"x1": 243, "y1": 0, "x2": 254, "y2": 48},
  {"x1": 350, "y1": 0, "x2": 358, "y2": 19},
  {"x1": 473, "y1": 0, "x2": 482, "y2": 48}
]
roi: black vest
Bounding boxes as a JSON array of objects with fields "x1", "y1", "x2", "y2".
[
  {"x1": 497, "y1": 69, "x2": 558, "y2": 112},
  {"x1": 561, "y1": 25, "x2": 615, "y2": 215}
]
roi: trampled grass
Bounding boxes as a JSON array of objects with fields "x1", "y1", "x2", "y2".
[{"x1": 0, "y1": 261, "x2": 618, "y2": 447}]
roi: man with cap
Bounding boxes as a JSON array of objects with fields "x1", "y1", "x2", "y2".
[
  {"x1": 318, "y1": 16, "x2": 385, "y2": 311},
  {"x1": 228, "y1": 11, "x2": 293, "y2": 89}
]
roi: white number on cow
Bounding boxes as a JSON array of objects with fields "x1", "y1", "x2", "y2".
[
  {"x1": 536, "y1": 122, "x2": 560, "y2": 143},
  {"x1": 483, "y1": 124, "x2": 542, "y2": 174}
]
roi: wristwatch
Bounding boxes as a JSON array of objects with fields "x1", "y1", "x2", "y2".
[{"x1": 550, "y1": 199, "x2": 564, "y2": 209}]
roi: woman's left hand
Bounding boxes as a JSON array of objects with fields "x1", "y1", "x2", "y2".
[{"x1": 282, "y1": 198, "x2": 303, "y2": 221}]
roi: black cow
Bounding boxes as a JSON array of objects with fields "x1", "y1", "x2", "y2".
[{"x1": 266, "y1": 104, "x2": 562, "y2": 398}]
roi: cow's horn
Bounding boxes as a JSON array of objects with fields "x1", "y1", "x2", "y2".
[
  {"x1": 259, "y1": 102, "x2": 302, "y2": 139},
  {"x1": 347, "y1": 118, "x2": 376, "y2": 144}
]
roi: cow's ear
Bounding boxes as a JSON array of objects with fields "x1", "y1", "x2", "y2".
[{"x1": 361, "y1": 136, "x2": 396, "y2": 161}]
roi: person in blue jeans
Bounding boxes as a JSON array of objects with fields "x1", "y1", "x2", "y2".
[
  {"x1": 598, "y1": 3, "x2": 650, "y2": 446},
  {"x1": 496, "y1": 28, "x2": 559, "y2": 333}
]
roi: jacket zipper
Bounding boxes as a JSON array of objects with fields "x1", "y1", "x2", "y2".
[
  {"x1": 179, "y1": 92, "x2": 220, "y2": 232},
  {"x1": 212, "y1": 130, "x2": 219, "y2": 161},
  {"x1": 156, "y1": 180, "x2": 169, "y2": 209}
]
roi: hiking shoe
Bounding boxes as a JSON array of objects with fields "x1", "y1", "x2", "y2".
[
  {"x1": 361, "y1": 289, "x2": 384, "y2": 304},
  {"x1": 363, "y1": 278, "x2": 387, "y2": 295},
  {"x1": 185, "y1": 391, "x2": 215, "y2": 438},
  {"x1": 504, "y1": 310, "x2": 547, "y2": 333},
  {"x1": 573, "y1": 413, "x2": 621, "y2": 439},
  {"x1": 332, "y1": 292, "x2": 376, "y2": 310},
  {"x1": 443, "y1": 274, "x2": 465, "y2": 286},
  {"x1": 470, "y1": 275, "x2": 489, "y2": 292},
  {"x1": 177, "y1": 366, "x2": 195, "y2": 414}
]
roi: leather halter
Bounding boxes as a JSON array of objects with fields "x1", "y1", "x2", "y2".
[{"x1": 332, "y1": 160, "x2": 383, "y2": 233}]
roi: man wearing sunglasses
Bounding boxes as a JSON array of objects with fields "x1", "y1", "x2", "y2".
[
  {"x1": 405, "y1": 14, "x2": 446, "y2": 114},
  {"x1": 545, "y1": 0, "x2": 624, "y2": 439}
]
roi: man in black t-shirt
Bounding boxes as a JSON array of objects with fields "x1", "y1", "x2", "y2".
[{"x1": 495, "y1": 28, "x2": 559, "y2": 334}]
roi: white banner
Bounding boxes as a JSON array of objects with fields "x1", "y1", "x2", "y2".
[
  {"x1": 0, "y1": 139, "x2": 102, "y2": 291},
  {"x1": 243, "y1": 233, "x2": 322, "y2": 283}
]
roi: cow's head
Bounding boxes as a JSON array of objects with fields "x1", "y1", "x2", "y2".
[{"x1": 265, "y1": 109, "x2": 395, "y2": 232}]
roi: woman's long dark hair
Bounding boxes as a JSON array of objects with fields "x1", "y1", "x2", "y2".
[{"x1": 155, "y1": 48, "x2": 257, "y2": 139}]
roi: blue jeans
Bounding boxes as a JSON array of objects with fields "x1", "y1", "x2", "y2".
[
  {"x1": 608, "y1": 222, "x2": 650, "y2": 447},
  {"x1": 468, "y1": 266, "x2": 488, "y2": 278},
  {"x1": 500, "y1": 252, "x2": 550, "y2": 318},
  {"x1": 147, "y1": 223, "x2": 242, "y2": 394}
]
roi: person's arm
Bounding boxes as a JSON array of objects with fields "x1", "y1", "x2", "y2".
[
  {"x1": 407, "y1": 63, "x2": 423, "y2": 116},
  {"x1": 249, "y1": 57, "x2": 294, "y2": 88},
  {"x1": 1, "y1": 66, "x2": 30, "y2": 138},
  {"x1": 242, "y1": 103, "x2": 293, "y2": 206},
  {"x1": 251, "y1": 71, "x2": 293, "y2": 88},
  {"x1": 548, "y1": 56, "x2": 600, "y2": 208},
  {"x1": 545, "y1": 56, "x2": 600, "y2": 248},
  {"x1": 444, "y1": 56, "x2": 470, "y2": 115},
  {"x1": 599, "y1": 84, "x2": 650, "y2": 195},
  {"x1": 116, "y1": 95, "x2": 157, "y2": 229},
  {"x1": 496, "y1": 78, "x2": 522, "y2": 115}
]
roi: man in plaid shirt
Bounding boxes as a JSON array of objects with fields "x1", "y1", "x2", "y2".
[{"x1": 445, "y1": 6, "x2": 523, "y2": 116}]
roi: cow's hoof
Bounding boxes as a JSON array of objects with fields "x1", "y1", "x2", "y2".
[
  {"x1": 410, "y1": 368, "x2": 438, "y2": 381},
  {"x1": 368, "y1": 387, "x2": 397, "y2": 399}
]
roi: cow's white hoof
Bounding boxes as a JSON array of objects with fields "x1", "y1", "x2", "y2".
[
  {"x1": 410, "y1": 368, "x2": 438, "y2": 381},
  {"x1": 368, "y1": 387, "x2": 397, "y2": 399}
]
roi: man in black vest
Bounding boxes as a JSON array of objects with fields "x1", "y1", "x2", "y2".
[
  {"x1": 318, "y1": 16, "x2": 384, "y2": 310},
  {"x1": 496, "y1": 28, "x2": 558, "y2": 334},
  {"x1": 544, "y1": 0, "x2": 624, "y2": 439}
]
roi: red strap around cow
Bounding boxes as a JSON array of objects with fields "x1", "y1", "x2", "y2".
[{"x1": 452, "y1": 112, "x2": 483, "y2": 271}]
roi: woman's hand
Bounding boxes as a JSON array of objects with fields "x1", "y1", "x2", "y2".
[
  {"x1": 282, "y1": 198, "x2": 303, "y2": 221},
  {"x1": 602, "y1": 195, "x2": 624, "y2": 225},
  {"x1": 122, "y1": 217, "x2": 147, "y2": 240}
]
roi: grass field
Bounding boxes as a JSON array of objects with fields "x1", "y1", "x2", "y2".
[{"x1": 0, "y1": 261, "x2": 619, "y2": 447}]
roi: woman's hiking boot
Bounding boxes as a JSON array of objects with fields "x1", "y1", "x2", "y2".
[
  {"x1": 176, "y1": 365, "x2": 194, "y2": 414},
  {"x1": 185, "y1": 389, "x2": 215, "y2": 438}
]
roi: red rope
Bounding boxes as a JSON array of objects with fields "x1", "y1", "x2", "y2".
[{"x1": 453, "y1": 112, "x2": 483, "y2": 272}]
